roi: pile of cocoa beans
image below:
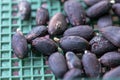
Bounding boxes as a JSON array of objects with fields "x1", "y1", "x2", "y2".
[{"x1": 12, "y1": 0, "x2": 120, "y2": 80}]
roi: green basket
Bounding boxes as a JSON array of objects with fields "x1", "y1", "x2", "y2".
[
  {"x1": 0, "y1": 0, "x2": 120, "y2": 80},
  {"x1": 0, "y1": 0, "x2": 58, "y2": 80}
]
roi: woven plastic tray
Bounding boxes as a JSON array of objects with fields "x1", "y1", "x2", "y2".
[
  {"x1": 0, "y1": 0, "x2": 119, "y2": 80},
  {"x1": 0, "y1": 0, "x2": 58, "y2": 80}
]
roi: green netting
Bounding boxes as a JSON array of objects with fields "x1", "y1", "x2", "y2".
[
  {"x1": 0, "y1": 0, "x2": 120, "y2": 80},
  {"x1": 0, "y1": 0, "x2": 55, "y2": 80}
]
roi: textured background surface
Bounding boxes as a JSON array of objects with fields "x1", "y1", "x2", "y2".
[{"x1": 0, "y1": 0, "x2": 57, "y2": 80}]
